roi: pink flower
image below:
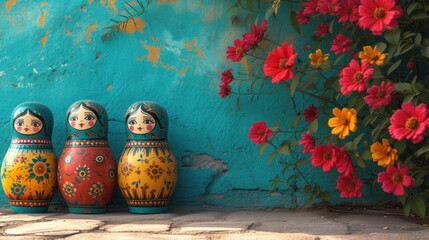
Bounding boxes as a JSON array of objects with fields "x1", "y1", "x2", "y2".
[
  {"x1": 296, "y1": 10, "x2": 309, "y2": 25},
  {"x1": 377, "y1": 162, "x2": 415, "y2": 196},
  {"x1": 336, "y1": 174, "x2": 363, "y2": 198},
  {"x1": 221, "y1": 69, "x2": 234, "y2": 85},
  {"x1": 388, "y1": 102, "x2": 429, "y2": 144},
  {"x1": 364, "y1": 81, "x2": 395, "y2": 110},
  {"x1": 337, "y1": 0, "x2": 359, "y2": 23},
  {"x1": 314, "y1": 23, "x2": 329, "y2": 37},
  {"x1": 331, "y1": 34, "x2": 352, "y2": 55},
  {"x1": 318, "y1": 0, "x2": 340, "y2": 16},
  {"x1": 310, "y1": 144, "x2": 337, "y2": 172},
  {"x1": 218, "y1": 83, "x2": 231, "y2": 98},
  {"x1": 248, "y1": 121, "x2": 273, "y2": 144},
  {"x1": 303, "y1": 105, "x2": 319, "y2": 122},
  {"x1": 335, "y1": 146, "x2": 354, "y2": 176},
  {"x1": 299, "y1": 131, "x2": 316, "y2": 153},
  {"x1": 263, "y1": 42, "x2": 298, "y2": 83},
  {"x1": 226, "y1": 39, "x2": 250, "y2": 62},
  {"x1": 358, "y1": 0, "x2": 403, "y2": 36},
  {"x1": 242, "y1": 19, "x2": 267, "y2": 46},
  {"x1": 303, "y1": 0, "x2": 319, "y2": 15},
  {"x1": 339, "y1": 60, "x2": 374, "y2": 96}
]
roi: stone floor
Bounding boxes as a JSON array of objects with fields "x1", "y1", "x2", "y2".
[{"x1": 0, "y1": 206, "x2": 428, "y2": 240}]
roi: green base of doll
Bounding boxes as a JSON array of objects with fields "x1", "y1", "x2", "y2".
[
  {"x1": 128, "y1": 206, "x2": 168, "y2": 214},
  {"x1": 68, "y1": 207, "x2": 107, "y2": 214},
  {"x1": 11, "y1": 206, "x2": 49, "y2": 213}
]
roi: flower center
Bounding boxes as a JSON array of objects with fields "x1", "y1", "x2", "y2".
[
  {"x1": 373, "y1": 8, "x2": 386, "y2": 19},
  {"x1": 405, "y1": 117, "x2": 419, "y2": 131},
  {"x1": 377, "y1": 89, "x2": 386, "y2": 99},
  {"x1": 279, "y1": 58, "x2": 289, "y2": 69},
  {"x1": 33, "y1": 162, "x2": 46, "y2": 176},
  {"x1": 323, "y1": 152, "x2": 331, "y2": 161},
  {"x1": 353, "y1": 72, "x2": 363, "y2": 83},
  {"x1": 347, "y1": 182, "x2": 355, "y2": 190},
  {"x1": 345, "y1": 7, "x2": 352, "y2": 14},
  {"x1": 14, "y1": 187, "x2": 21, "y2": 193},
  {"x1": 257, "y1": 129, "x2": 265, "y2": 137},
  {"x1": 236, "y1": 47, "x2": 242, "y2": 54},
  {"x1": 391, "y1": 173, "x2": 402, "y2": 183},
  {"x1": 79, "y1": 171, "x2": 86, "y2": 177}
]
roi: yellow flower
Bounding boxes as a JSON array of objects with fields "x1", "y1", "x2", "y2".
[
  {"x1": 328, "y1": 107, "x2": 357, "y2": 139},
  {"x1": 370, "y1": 138, "x2": 398, "y2": 167},
  {"x1": 308, "y1": 49, "x2": 329, "y2": 67},
  {"x1": 359, "y1": 45, "x2": 387, "y2": 66}
]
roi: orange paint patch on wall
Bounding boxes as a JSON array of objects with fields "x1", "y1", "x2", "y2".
[
  {"x1": 140, "y1": 41, "x2": 160, "y2": 63},
  {"x1": 65, "y1": 30, "x2": 72, "y2": 36},
  {"x1": 88, "y1": 0, "x2": 93, "y2": 4},
  {"x1": 40, "y1": 36, "x2": 48, "y2": 47},
  {"x1": 100, "y1": 0, "x2": 106, "y2": 5},
  {"x1": 195, "y1": 47, "x2": 204, "y2": 58},
  {"x1": 178, "y1": 66, "x2": 191, "y2": 76},
  {"x1": 85, "y1": 24, "x2": 98, "y2": 43},
  {"x1": 119, "y1": 18, "x2": 146, "y2": 34},
  {"x1": 241, "y1": 57, "x2": 250, "y2": 76},
  {"x1": 184, "y1": 41, "x2": 192, "y2": 51},
  {"x1": 6, "y1": 0, "x2": 17, "y2": 13},
  {"x1": 38, "y1": 10, "x2": 48, "y2": 27},
  {"x1": 108, "y1": 0, "x2": 118, "y2": 15},
  {"x1": 64, "y1": 16, "x2": 72, "y2": 20},
  {"x1": 151, "y1": 36, "x2": 159, "y2": 42},
  {"x1": 41, "y1": 2, "x2": 48, "y2": 7}
]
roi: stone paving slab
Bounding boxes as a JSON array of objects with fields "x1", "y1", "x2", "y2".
[
  {"x1": 101, "y1": 220, "x2": 172, "y2": 233},
  {"x1": 0, "y1": 214, "x2": 47, "y2": 223},
  {"x1": 65, "y1": 233, "x2": 209, "y2": 240},
  {"x1": 176, "y1": 221, "x2": 253, "y2": 233},
  {"x1": 250, "y1": 220, "x2": 349, "y2": 235},
  {"x1": 4, "y1": 219, "x2": 102, "y2": 236}
]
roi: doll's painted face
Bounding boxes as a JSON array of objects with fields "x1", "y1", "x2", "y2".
[
  {"x1": 127, "y1": 110, "x2": 156, "y2": 135},
  {"x1": 14, "y1": 110, "x2": 44, "y2": 135},
  {"x1": 68, "y1": 104, "x2": 97, "y2": 130}
]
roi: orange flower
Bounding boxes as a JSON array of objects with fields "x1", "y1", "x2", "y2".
[
  {"x1": 309, "y1": 49, "x2": 329, "y2": 67},
  {"x1": 328, "y1": 108, "x2": 358, "y2": 139},
  {"x1": 359, "y1": 45, "x2": 386, "y2": 66},
  {"x1": 370, "y1": 138, "x2": 398, "y2": 167}
]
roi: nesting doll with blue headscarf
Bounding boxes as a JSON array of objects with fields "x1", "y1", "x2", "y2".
[
  {"x1": 118, "y1": 101, "x2": 177, "y2": 214},
  {"x1": 58, "y1": 100, "x2": 116, "y2": 214},
  {"x1": 1, "y1": 102, "x2": 57, "y2": 213}
]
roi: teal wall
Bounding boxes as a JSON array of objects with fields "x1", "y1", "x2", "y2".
[{"x1": 0, "y1": 0, "x2": 387, "y2": 209}]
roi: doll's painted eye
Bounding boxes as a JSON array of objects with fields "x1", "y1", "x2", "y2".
[
  {"x1": 128, "y1": 120, "x2": 137, "y2": 125},
  {"x1": 31, "y1": 121, "x2": 42, "y2": 127},
  {"x1": 16, "y1": 120, "x2": 24, "y2": 126},
  {"x1": 69, "y1": 115, "x2": 78, "y2": 121},
  {"x1": 84, "y1": 115, "x2": 95, "y2": 121},
  {"x1": 143, "y1": 119, "x2": 154, "y2": 124}
]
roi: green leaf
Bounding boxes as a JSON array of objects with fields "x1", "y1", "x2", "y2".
[
  {"x1": 296, "y1": 158, "x2": 308, "y2": 166},
  {"x1": 291, "y1": 115, "x2": 300, "y2": 129},
  {"x1": 344, "y1": 142, "x2": 354, "y2": 152},
  {"x1": 415, "y1": 145, "x2": 429, "y2": 157},
  {"x1": 407, "y1": 2, "x2": 421, "y2": 15},
  {"x1": 318, "y1": 191, "x2": 331, "y2": 202},
  {"x1": 411, "y1": 12, "x2": 429, "y2": 20},
  {"x1": 352, "y1": 133, "x2": 365, "y2": 149},
  {"x1": 290, "y1": 11, "x2": 303, "y2": 36},
  {"x1": 410, "y1": 195, "x2": 426, "y2": 218},
  {"x1": 396, "y1": 42, "x2": 414, "y2": 56},
  {"x1": 285, "y1": 174, "x2": 298, "y2": 186},
  {"x1": 384, "y1": 28, "x2": 401, "y2": 45},
  {"x1": 403, "y1": 201, "x2": 411, "y2": 217},
  {"x1": 415, "y1": 33, "x2": 422, "y2": 46},
  {"x1": 290, "y1": 73, "x2": 301, "y2": 97},
  {"x1": 394, "y1": 83, "x2": 412, "y2": 94},
  {"x1": 376, "y1": 42, "x2": 387, "y2": 52},
  {"x1": 361, "y1": 150, "x2": 372, "y2": 161},
  {"x1": 394, "y1": 141, "x2": 406, "y2": 155},
  {"x1": 309, "y1": 119, "x2": 318, "y2": 133},
  {"x1": 277, "y1": 144, "x2": 291, "y2": 155},
  {"x1": 355, "y1": 156, "x2": 366, "y2": 168},
  {"x1": 267, "y1": 151, "x2": 277, "y2": 164},
  {"x1": 259, "y1": 142, "x2": 268, "y2": 156},
  {"x1": 387, "y1": 59, "x2": 401, "y2": 76}
]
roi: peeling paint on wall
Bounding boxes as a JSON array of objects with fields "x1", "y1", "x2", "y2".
[
  {"x1": 156, "y1": 0, "x2": 177, "y2": 4},
  {"x1": 40, "y1": 35, "x2": 47, "y2": 47},
  {"x1": 107, "y1": 0, "x2": 118, "y2": 15},
  {"x1": 85, "y1": 23, "x2": 98, "y2": 43},
  {"x1": 140, "y1": 41, "x2": 160, "y2": 63},
  {"x1": 38, "y1": 10, "x2": 48, "y2": 27},
  {"x1": 119, "y1": 18, "x2": 146, "y2": 34},
  {"x1": 5, "y1": 0, "x2": 17, "y2": 13}
]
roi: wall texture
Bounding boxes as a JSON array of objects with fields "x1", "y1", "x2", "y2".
[{"x1": 0, "y1": 0, "x2": 387, "y2": 209}]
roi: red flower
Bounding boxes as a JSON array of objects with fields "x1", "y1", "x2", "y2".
[
  {"x1": 221, "y1": 69, "x2": 234, "y2": 85},
  {"x1": 331, "y1": 34, "x2": 352, "y2": 55},
  {"x1": 303, "y1": 0, "x2": 319, "y2": 15},
  {"x1": 358, "y1": 0, "x2": 403, "y2": 36},
  {"x1": 377, "y1": 162, "x2": 415, "y2": 196},
  {"x1": 339, "y1": 60, "x2": 374, "y2": 96},
  {"x1": 296, "y1": 10, "x2": 309, "y2": 25},
  {"x1": 406, "y1": 60, "x2": 415, "y2": 70},
  {"x1": 303, "y1": 105, "x2": 319, "y2": 122},
  {"x1": 226, "y1": 39, "x2": 249, "y2": 62},
  {"x1": 364, "y1": 81, "x2": 395, "y2": 110},
  {"x1": 242, "y1": 19, "x2": 267, "y2": 46},
  {"x1": 337, "y1": 0, "x2": 359, "y2": 23},
  {"x1": 248, "y1": 121, "x2": 273, "y2": 144},
  {"x1": 318, "y1": 0, "x2": 340, "y2": 16},
  {"x1": 299, "y1": 131, "x2": 316, "y2": 153},
  {"x1": 310, "y1": 144, "x2": 337, "y2": 172},
  {"x1": 314, "y1": 23, "x2": 329, "y2": 37},
  {"x1": 263, "y1": 42, "x2": 298, "y2": 84},
  {"x1": 388, "y1": 102, "x2": 429, "y2": 144},
  {"x1": 218, "y1": 83, "x2": 231, "y2": 98},
  {"x1": 336, "y1": 174, "x2": 363, "y2": 198},
  {"x1": 335, "y1": 146, "x2": 354, "y2": 176}
]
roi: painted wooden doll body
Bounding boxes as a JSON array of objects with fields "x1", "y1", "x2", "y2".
[
  {"x1": 118, "y1": 102, "x2": 177, "y2": 214},
  {"x1": 1, "y1": 102, "x2": 57, "y2": 213},
  {"x1": 58, "y1": 101, "x2": 116, "y2": 214}
]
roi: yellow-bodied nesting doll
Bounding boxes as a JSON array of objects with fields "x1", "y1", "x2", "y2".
[
  {"x1": 1, "y1": 102, "x2": 57, "y2": 213},
  {"x1": 118, "y1": 101, "x2": 177, "y2": 214}
]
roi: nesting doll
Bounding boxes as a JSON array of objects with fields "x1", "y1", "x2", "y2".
[
  {"x1": 58, "y1": 100, "x2": 116, "y2": 214},
  {"x1": 118, "y1": 102, "x2": 177, "y2": 214},
  {"x1": 1, "y1": 102, "x2": 56, "y2": 213}
]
